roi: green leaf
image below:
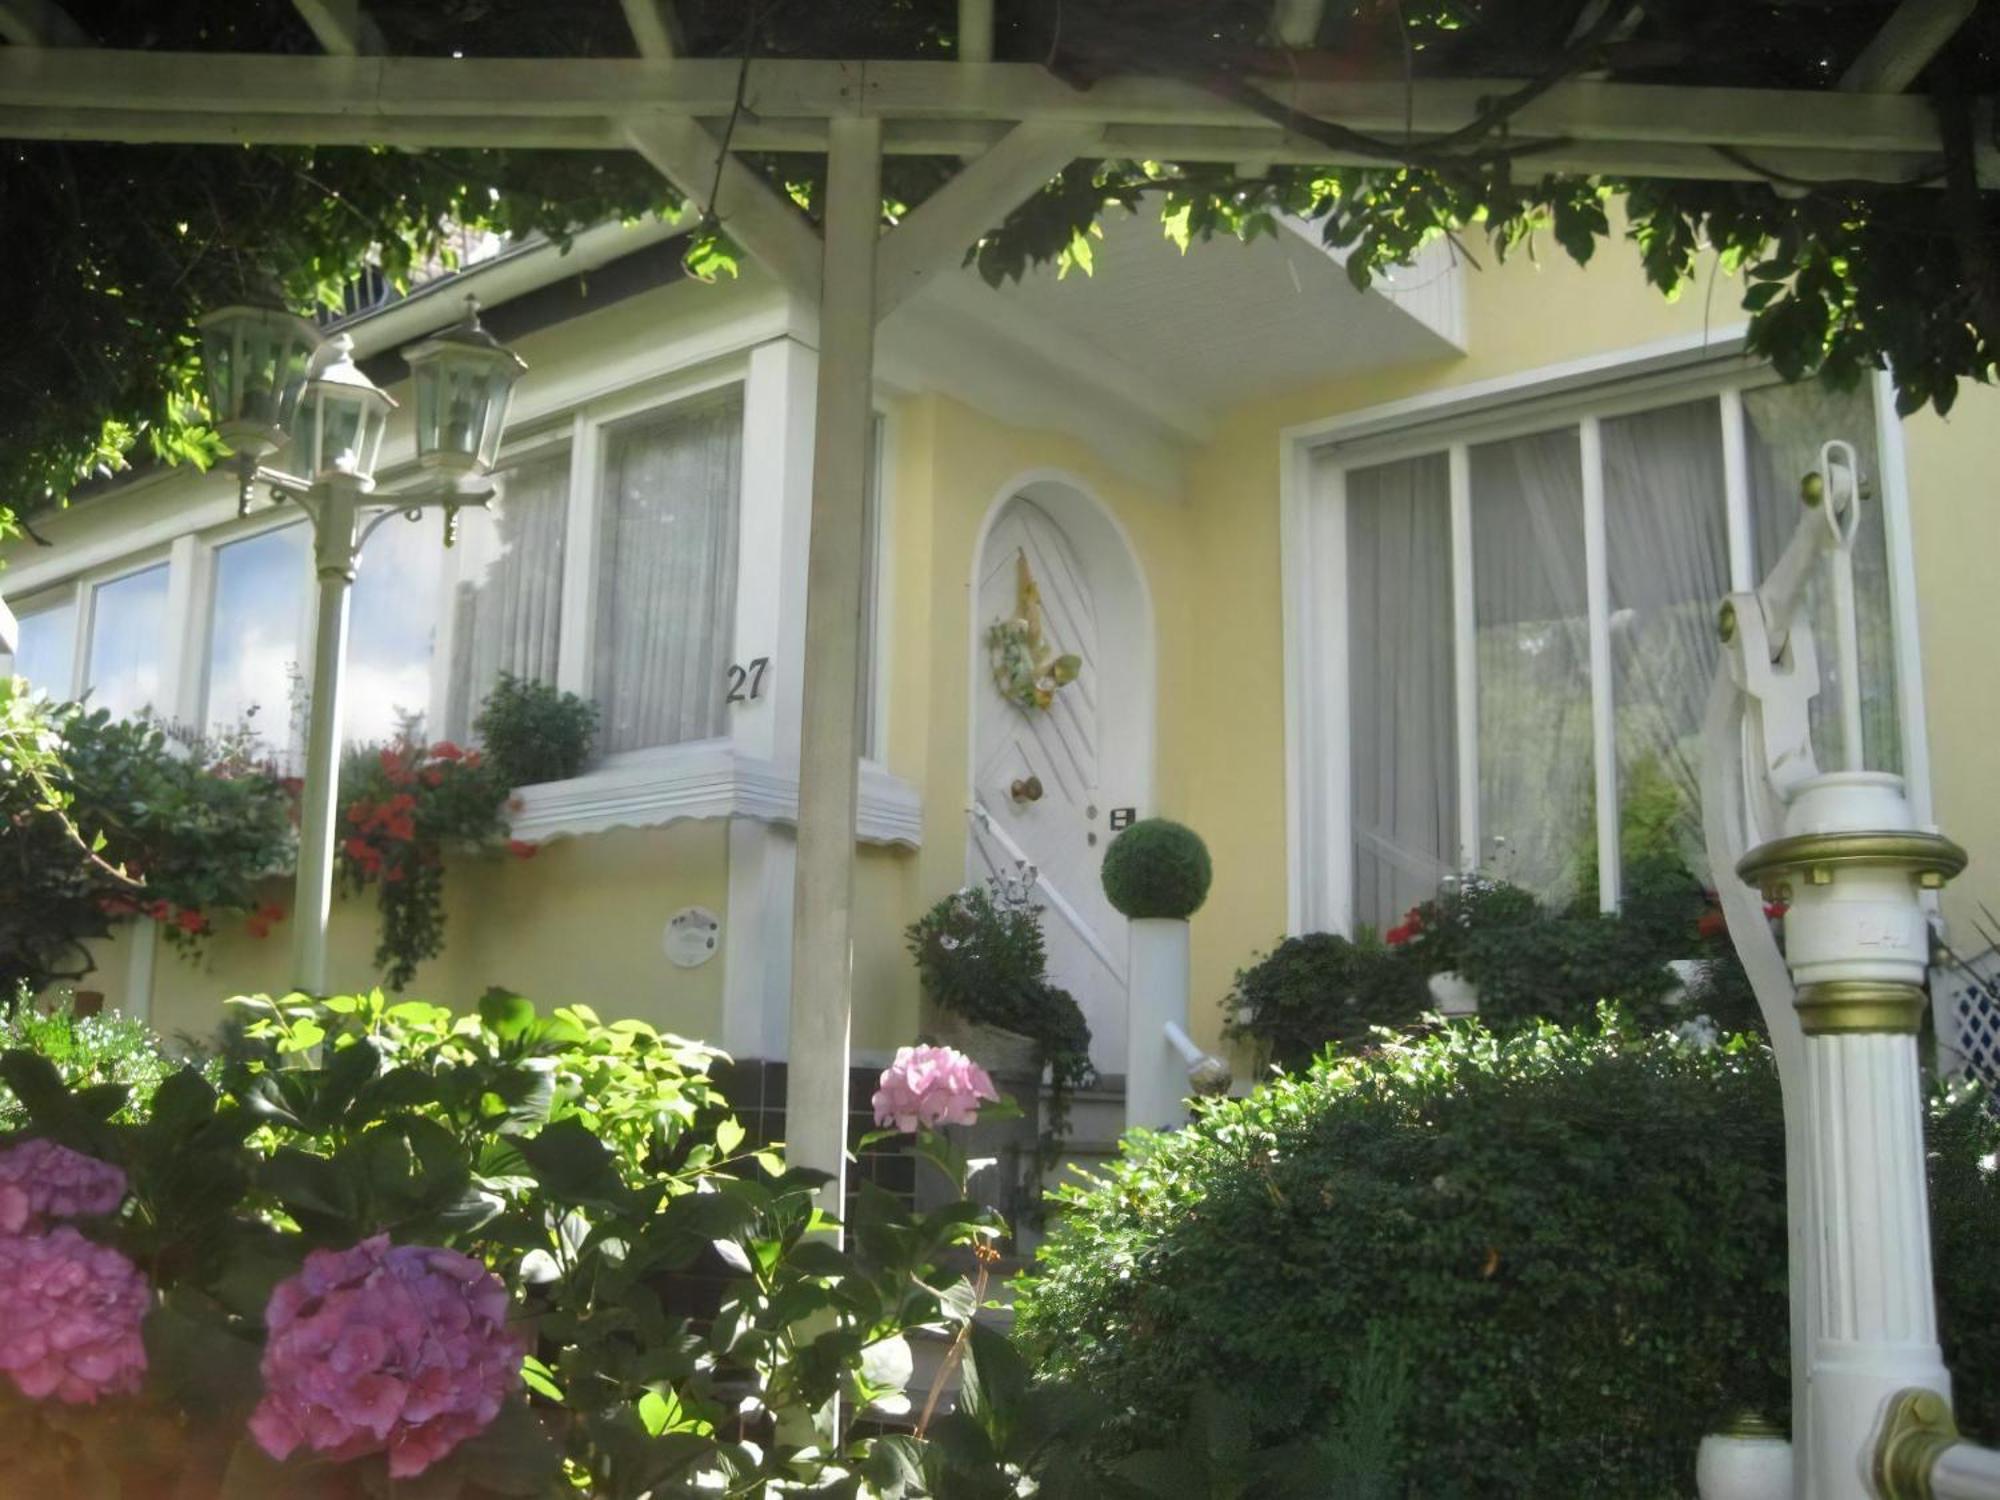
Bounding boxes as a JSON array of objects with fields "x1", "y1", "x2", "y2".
[
  {"x1": 511, "y1": 1116, "x2": 628, "y2": 1207},
  {"x1": 478, "y1": 988, "x2": 537, "y2": 1044}
]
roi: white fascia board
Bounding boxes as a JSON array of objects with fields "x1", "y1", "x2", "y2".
[
  {"x1": 0, "y1": 592, "x2": 17, "y2": 655},
  {"x1": 338, "y1": 210, "x2": 700, "y2": 359},
  {"x1": 507, "y1": 743, "x2": 923, "y2": 848}
]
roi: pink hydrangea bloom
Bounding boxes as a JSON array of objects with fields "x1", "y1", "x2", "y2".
[
  {"x1": 0, "y1": 1140, "x2": 128, "y2": 1225},
  {"x1": 0, "y1": 1225, "x2": 150, "y2": 1404},
  {"x1": 251, "y1": 1236, "x2": 522, "y2": 1479},
  {"x1": 871, "y1": 1044, "x2": 1001, "y2": 1133}
]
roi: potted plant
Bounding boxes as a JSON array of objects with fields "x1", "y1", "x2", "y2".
[
  {"x1": 904, "y1": 867, "x2": 1095, "y2": 1151},
  {"x1": 1100, "y1": 818, "x2": 1213, "y2": 1128}
]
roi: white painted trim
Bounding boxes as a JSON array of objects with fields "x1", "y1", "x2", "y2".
[
  {"x1": 1448, "y1": 443, "x2": 1479, "y2": 875},
  {"x1": 123, "y1": 917, "x2": 157, "y2": 1025},
  {"x1": 555, "y1": 410, "x2": 598, "y2": 700},
  {"x1": 1873, "y1": 369, "x2": 1935, "y2": 831},
  {"x1": 1280, "y1": 324, "x2": 1753, "y2": 456},
  {"x1": 507, "y1": 741, "x2": 923, "y2": 847},
  {"x1": 1720, "y1": 386, "x2": 1756, "y2": 592},
  {"x1": 721, "y1": 818, "x2": 796, "y2": 1060},
  {"x1": 1279, "y1": 445, "x2": 1349, "y2": 934},
  {"x1": 0, "y1": 593, "x2": 15, "y2": 657},
  {"x1": 156, "y1": 534, "x2": 203, "y2": 729},
  {"x1": 1580, "y1": 416, "x2": 1620, "y2": 912}
]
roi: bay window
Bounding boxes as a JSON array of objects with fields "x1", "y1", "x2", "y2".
[
  {"x1": 442, "y1": 449, "x2": 569, "y2": 744},
  {"x1": 204, "y1": 521, "x2": 310, "y2": 752},
  {"x1": 85, "y1": 563, "x2": 169, "y2": 721},
  {"x1": 9, "y1": 595, "x2": 76, "y2": 697},
  {"x1": 1320, "y1": 366, "x2": 1911, "y2": 933},
  {"x1": 593, "y1": 388, "x2": 742, "y2": 753}
]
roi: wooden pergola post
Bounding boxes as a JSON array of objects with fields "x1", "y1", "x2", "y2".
[{"x1": 786, "y1": 116, "x2": 883, "y2": 1206}]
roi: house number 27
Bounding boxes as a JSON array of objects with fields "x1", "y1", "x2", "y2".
[{"x1": 726, "y1": 657, "x2": 770, "y2": 704}]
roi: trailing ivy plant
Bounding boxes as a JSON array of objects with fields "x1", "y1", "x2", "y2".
[
  {"x1": 334, "y1": 734, "x2": 530, "y2": 991},
  {"x1": 0, "y1": 680, "x2": 295, "y2": 1001}
]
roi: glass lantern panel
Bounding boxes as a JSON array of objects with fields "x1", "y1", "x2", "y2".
[
  {"x1": 444, "y1": 367, "x2": 479, "y2": 459},
  {"x1": 277, "y1": 336, "x2": 312, "y2": 429},
  {"x1": 315, "y1": 399, "x2": 363, "y2": 476},
  {"x1": 357, "y1": 406, "x2": 387, "y2": 479},
  {"x1": 414, "y1": 364, "x2": 441, "y2": 459},
  {"x1": 242, "y1": 328, "x2": 282, "y2": 429},
  {"x1": 478, "y1": 369, "x2": 512, "y2": 469},
  {"x1": 203, "y1": 326, "x2": 236, "y2": 422}
]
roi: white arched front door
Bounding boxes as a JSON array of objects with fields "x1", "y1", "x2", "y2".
[{"x1": 969, "y1": 479, "x2": 1153, "y2": 1074}]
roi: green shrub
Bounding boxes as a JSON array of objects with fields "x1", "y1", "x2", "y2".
[
  {"x1": 473, "y1": 671, "x2": 599, "y2": 786},
  {"x1": 0, "y1": 994, "x2": 189, "y2": 1126},
  {"x1": 1101, "y1": 819, "x2": 1212, "y2": 920},
  {"x1": 1222, "y1": 933, "x2": 1427, "y2": 1070},
  {"x1": 1026, "y1": 1017, "x2": 1774, "y2": 1496},
  {"x1": 0, "y1": 988, "x2": 1042, "y2": 1495},
  {"x1": 0, "y1": 681, "x2": 296, "y2": 1000},
  {"x1": 1231, "y1": 861, "x2": 1762, "y2": 1064}
]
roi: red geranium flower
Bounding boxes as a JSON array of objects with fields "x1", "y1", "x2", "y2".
[
  {"x1": 507, "y1": 839, "x2": 538, "y2": 860},
  {"x1": 173, "y1": 908, "x2": 209, "y2": 936},
  {"x1": 146, "y1": 900, "x2": 172, "y2": 922},
  {"x1": 1764, "y1": 900, "x2": 1789, "y2": 921},
  {"x1": 429, "y1": 741, "x2": 464, "y2": 762},
  {"x1": 1697, "y1": 908, "x2": 1728, "y2": 941}
]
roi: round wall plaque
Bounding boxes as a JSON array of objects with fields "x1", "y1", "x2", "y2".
[{"x1": 664, "y1": 905, "x2": 722, "y2": 968}]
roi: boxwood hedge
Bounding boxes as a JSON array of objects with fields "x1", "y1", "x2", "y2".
[{"x1": 1018, "y1": 1014, "x2": 2000, "y2": 1498}]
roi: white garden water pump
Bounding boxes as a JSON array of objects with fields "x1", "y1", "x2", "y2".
[{"x1": 1701, "y1": 441, "x2": 1997, "y2": 1500}]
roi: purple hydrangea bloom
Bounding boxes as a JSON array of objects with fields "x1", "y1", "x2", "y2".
[
  {"x1": 0, "y1": 1226, "x2": 150, "y2": 1404},
  {"x1": 251, "y1": 1236, "x2": 522, "y2": 1479},
  {"x1": 0, "y1": 1140, "x2": 128, "y2": 1227}
]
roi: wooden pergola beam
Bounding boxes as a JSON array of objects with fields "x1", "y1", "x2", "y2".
[
  {"x1": 876, "y1": 121, "x2": 1099, "y2": 315},
  {"x1": 0, "y1": 0, "x2": 86, "y2": 47},
  {"x1": 957, "y1": 0, "x2": 994, "y2": 64},
  {"x1": 0, "y1": 104, "x2": 1955, "y2": 186},
  {"x1": 1840, "y1": 0, "x2": 1977, "y2": 93},
  {"x1": 290, "y1": 0, "x2": 381, "y2": 57},
  {"x1": 624, "y1": 117, "x2": 824, "y2": 301},
  {"x1": 618, "y1": 0, "x2": 682, "y2": 60},
  {"x1": 1269, "y1": 0, "x2": 1327, "y2": 48},
  {"x1": 0, "y1": 53, "x2": 1965, "y2": 156}
]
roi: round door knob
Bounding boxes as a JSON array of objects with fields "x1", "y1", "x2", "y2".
[{"x1": 1010, "y1": 775, "x2": 1044, "y2": 804}]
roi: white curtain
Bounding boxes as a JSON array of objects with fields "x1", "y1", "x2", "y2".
[
  {"x1": 1471, "y1": 428, "x2": 1594, "y2": 904},
  {"x1": 445, "y1": 451, "x2": 569, "y2": 743},
  {"x1": 1347, "y1": 452, "x2": 1457, "y2": 931},
  {"x1": 595, "y1": 388, "x2": 743, "y2": 753},
  {"x1": 1744, "y1": 378, "x2": 1901, "y2": 772},
  {"x1": 1602, "y1": 399, "x2": 1732, "y2": 884}
]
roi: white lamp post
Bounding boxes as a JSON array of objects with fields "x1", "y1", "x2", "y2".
[
  {"x1": 200, "y1": 294, "x2": 526, "y2": 994},
  {"x1": 1703, "y1": 440, "x2": 1967, "y2": 1500}
]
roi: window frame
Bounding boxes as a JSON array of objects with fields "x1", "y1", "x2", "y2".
[{"x1": 1280, "y1": 331, "x2": 1931, "y2": 935}]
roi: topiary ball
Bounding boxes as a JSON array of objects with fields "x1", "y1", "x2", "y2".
[{"x1": 1101, "y1": 819, "x2": 1212, "y2": 920}]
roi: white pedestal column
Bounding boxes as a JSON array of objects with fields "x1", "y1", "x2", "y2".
[
  {"x1": 1125, "y1": 917, "x2": 1191, "y2": 1131},
  {"x1": 1802, "y1": 1030, "x2": 1951, "y2": 1500}
]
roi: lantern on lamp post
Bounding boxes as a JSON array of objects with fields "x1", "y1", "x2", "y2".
[
  {"x1": 199, "y1": 294, "x2": 526, "y2": 995},
  {"x1": 402, "y1": 296, "x2": 527, "y2": 481}
]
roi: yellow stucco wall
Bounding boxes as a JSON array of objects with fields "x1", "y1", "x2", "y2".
[
  {"x1": 1901, "y1": 385, "x2": 2000, "y2": 940},
  {"x1": 134, "y1": 820, "x2": 730, "y2": 1045}
]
